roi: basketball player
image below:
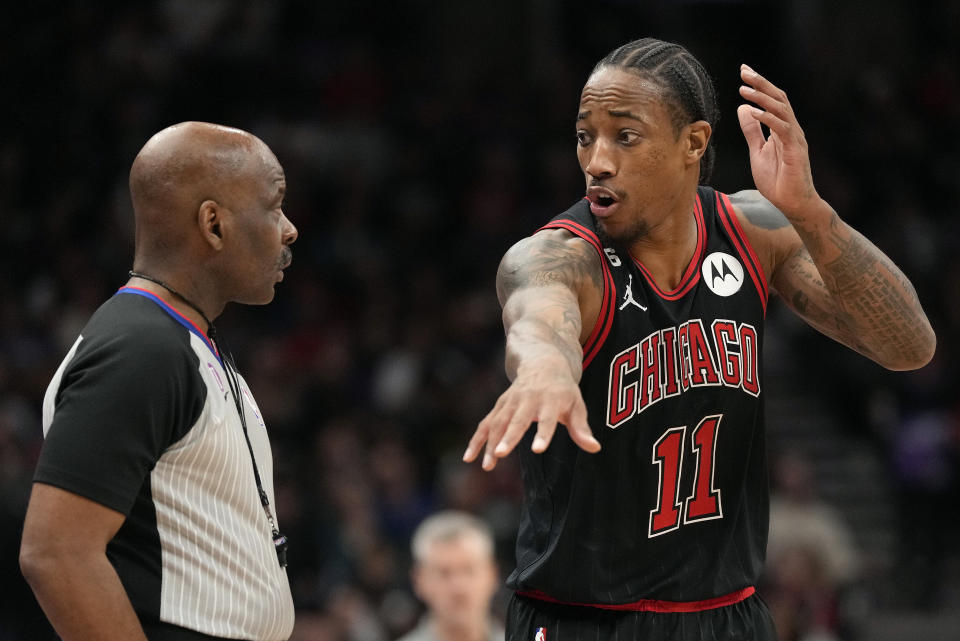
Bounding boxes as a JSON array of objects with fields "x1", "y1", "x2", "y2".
[
  {"x1": 20, "y1": 122, "x2": 298, "y2": 641},
  {"x1": 463, "y1": 38, "x2": 935, "y2": 640}
]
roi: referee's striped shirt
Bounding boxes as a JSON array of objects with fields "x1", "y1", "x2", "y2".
[{"x1": 36, "y1": 288, "x2": 294, "y2": 641}]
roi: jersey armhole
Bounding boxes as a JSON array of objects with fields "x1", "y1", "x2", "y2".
[
  {"x1": 536, "y1": 220, "x2": 616, "y2": 369},
  {"x1": 714, "y1": 193, "x2": 770, "y2": 315}
]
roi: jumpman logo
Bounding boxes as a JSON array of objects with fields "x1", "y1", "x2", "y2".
[{"x1": 620, "y1": 274, "x2": 648, "y2": 311}]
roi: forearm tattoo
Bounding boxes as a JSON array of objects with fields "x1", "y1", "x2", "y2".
[
  {"x1": 781, "y1": 246, "x2": 865, "y2": 353},
  {"x1": 773, "y1": 200, "x2": 932, "y2": 365},
  {"x1": 815, "y1": 211, "x2": 931, "y2": 363}
]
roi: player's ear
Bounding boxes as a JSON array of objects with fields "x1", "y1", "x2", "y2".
[
  {"x1": 198, "y1": 200, "x2": 225, "y2": 250},
  {"x1": 685, "y1": 120, "x2": 712, "y2": 166}
]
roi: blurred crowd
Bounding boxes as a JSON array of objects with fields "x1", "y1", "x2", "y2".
[{"x1": 1, "y1": 2, "x2": 957, "y2": 640}]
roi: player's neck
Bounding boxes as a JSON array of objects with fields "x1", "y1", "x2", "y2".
[{"x1": 628, "y1": 191, "x2": 700, "y2": 292}]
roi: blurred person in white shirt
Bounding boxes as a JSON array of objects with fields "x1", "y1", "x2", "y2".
[{"x1": 398, "y1": 511, "x2": 503, "y2": 641}]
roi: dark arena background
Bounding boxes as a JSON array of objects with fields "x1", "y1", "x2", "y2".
[{"x1": 1, "y1": 1, "x2": 958, "y2": 640}]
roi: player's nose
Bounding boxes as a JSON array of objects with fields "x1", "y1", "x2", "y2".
[{"x1": 584, "y1": 138, "x2": 617, "y2": 179}]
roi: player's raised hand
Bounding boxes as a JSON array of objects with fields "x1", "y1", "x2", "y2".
[
  {"x1": 737, "y1": 64, "x2": 820, "y2": 216},
  {"x1": 463, "y1": 367, "x2": 599, "y2": 471}
]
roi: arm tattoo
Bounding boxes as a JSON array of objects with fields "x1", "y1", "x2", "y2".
[
  {"x1": 497, "y1": 233, "x2": 603, "y2": 302},
  {"x1": 781, "y1": 206, "x2": 934, "y2": 367},
  {"x1": 498, "y1": 231, "x2": 601, "y2": 380},
  {"x1": 778, "y1": 246, "x2": 866, "y2": 354},
  {"x1": 816, "y1": 212, "x2": 930, "y2": 364}
]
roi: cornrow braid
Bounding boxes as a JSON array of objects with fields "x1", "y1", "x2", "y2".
[{"x1": 592, "y1": 38, "x2": 720, "y2": 184}]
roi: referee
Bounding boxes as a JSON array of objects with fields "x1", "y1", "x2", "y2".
[{"x1": 19, "y1": 122, "x2": 298, "y2": 641}]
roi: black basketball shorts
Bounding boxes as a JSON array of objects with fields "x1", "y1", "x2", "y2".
[{"x1": 506, "y1": 591, "x2": 777, "y2": 641}]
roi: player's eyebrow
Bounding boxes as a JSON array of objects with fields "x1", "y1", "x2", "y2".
[
  {"x1": 608, "y1": 109, "x2": 647, "y2": 124},
  {"x1": 576, "y1": 109, "x2": 647, "y2": 124}
]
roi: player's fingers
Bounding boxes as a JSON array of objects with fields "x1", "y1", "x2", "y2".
[
  {"x1": 737, "y1": 104, "x2": 765, "y2": 153},
  {"x1": 740, "y1": 105, "x2": 794, "y2": 144},
  {"x1": 482, "y1": 434, "x2": 500, "y2": 471},
  {"x1": 738, "y1": 84, "x2": 792, "y2": 123},
  {"x1": 463, "y1": 420, "x2": 491, "y2": 462},
  {"x1": 740, "y1": 64, "x2": 791, "y2": 109},
  {"x1": 565, "y1": 397, "x2": 600, "y2": 453},
  {"x1": 481, "y1": 398, "x2": 523, "y2": 469},
  {"x1": 770, "y1": 130, "x2": 785, "y2": 159},
  {"x1": 494, "y1": 402, "x2": 536, "y2": 458},
  {"x1": 480, "y1": 405, "x2": 513, "y2": 470},
  {"x1": 465, "y1": 395, "x2": 510, "y2": 462},
  {"x1": 531, "y1": 411, "x2": 559, "y2": 453}
]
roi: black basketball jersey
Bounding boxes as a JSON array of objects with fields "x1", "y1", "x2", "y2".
[{"x1": 506, "y1": 185, "x2": 770, "y2": 605}]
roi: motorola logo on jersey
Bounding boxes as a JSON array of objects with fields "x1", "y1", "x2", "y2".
[{"x1": 701, "y1": 252, "x2": 744, "y2": 297}]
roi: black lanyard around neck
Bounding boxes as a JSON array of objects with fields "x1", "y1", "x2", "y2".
[{"x1": 216, "y1": 336, "x2": 289, "y2": 569}]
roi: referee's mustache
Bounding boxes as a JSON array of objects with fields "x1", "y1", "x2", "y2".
[{"x1": 278, "y1": 248, "x2": 292, "y2": 270}]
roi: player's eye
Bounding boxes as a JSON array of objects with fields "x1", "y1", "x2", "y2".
[
  {"x1": 618, "y1": 130, "x2": 640, "y2": 145},
  {"x1": 576, "y1": 130, "x2": 592, "y2": 146}
]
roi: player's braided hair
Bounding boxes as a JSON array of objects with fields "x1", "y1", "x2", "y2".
[{"x1": 593, "y1": 38, "x2": 720, "y2": 185}]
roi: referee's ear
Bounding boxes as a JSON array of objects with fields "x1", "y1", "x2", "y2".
[{"x1": 198, "y1": 199, "x2": 225, "y2": 250}]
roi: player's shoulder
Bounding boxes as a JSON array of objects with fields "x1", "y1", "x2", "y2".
[
  {"x1": 497, "y1": 225, "x2": 604, "y2": 308},
  {"x1": 724, "y1": 189, "x2": 800, "y2": 281},
  {"x1": 726, "y1": 189, "x2": 791, "y2": 231},
  {"x1": 502, "y1": 226, "x2": 599, "y2": 276},
  {"x1": 545, "y1": 197, "x2": 594, "y2": 228}
]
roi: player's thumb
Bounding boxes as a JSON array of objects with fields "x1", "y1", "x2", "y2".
[{"x1": 737, "y1": 104, "x2": 765, "y2": 154}]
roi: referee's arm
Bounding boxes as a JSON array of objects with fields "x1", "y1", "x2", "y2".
[{"x1": 20, "y1": 482, "x2": 149, "y2": 641}]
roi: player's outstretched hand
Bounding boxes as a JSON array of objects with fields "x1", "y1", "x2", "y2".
[
  {"x1": 737, "y1": 64, "x2": 820, "y2": 217},
  {"x1": 463, "y1": 370, "x2": 600, "y2": 471}
]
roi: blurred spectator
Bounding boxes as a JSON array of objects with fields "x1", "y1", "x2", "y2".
[
  {"x1": 398, "y1": 511, "x2": 503, "y2": 641},
  {"x1": 765, "y1": 452, "x2": 860, "y2": 641}
]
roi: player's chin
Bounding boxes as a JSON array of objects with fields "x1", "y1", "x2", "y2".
[{"x1": 597, "y1": 219, "x2": 625, "y2": 243}]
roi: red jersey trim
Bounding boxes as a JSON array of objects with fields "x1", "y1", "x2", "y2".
[
  {"x1": 537, "y1": 220, "x2": 616, "y2": 370},
  {"x1": 714, "y1": 193, "x2": 769, "y2": 315},
  {"x1": 718, "y1": 192, "x2": 769, "y2": 299},
  {"x1": 629, "y1": 193, "x2": 706, "y2": 301},
  {"x1": 517, "y1": 585, "x2": 755, "y2": 613}
]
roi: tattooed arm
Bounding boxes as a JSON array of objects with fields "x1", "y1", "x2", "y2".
[
  {"x1": 463, "y1": 229, "x2": 603, "y2": 470},
  {"x1": 733, "y1": 64, "x2": 935, "y2": 370},
  {"x1": 731, "y1": 190, "x2": 934, "y2": 368}
]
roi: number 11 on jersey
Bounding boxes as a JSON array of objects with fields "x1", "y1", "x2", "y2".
[{"x1": 648, "y1": 414, "x2": 723, "y2": 538}]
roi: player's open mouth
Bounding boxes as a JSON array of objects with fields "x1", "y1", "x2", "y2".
[{"x1": 587, "y1": 187, "x2": 620, "y2": 217}]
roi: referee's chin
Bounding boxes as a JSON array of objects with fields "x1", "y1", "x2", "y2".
[{"x1": 236, "y1": 285, "x2": 279, "y2": 307}]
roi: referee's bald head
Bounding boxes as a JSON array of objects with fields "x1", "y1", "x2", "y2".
[{"x1": 129, "y1": 121, "x2": 274, "y2": 266}]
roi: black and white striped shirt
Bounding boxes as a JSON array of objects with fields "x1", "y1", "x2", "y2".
[{"x1": 37, "y1": 287, "x2": 294, "y2": 641}]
